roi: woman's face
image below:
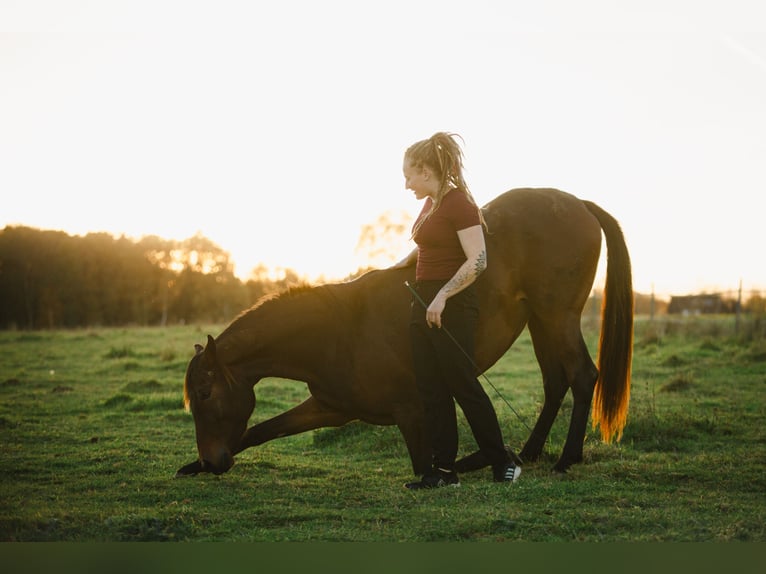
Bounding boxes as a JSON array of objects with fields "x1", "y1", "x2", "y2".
[{"x1": 403, "y1": 159, "x2": 439, "y2": 200}]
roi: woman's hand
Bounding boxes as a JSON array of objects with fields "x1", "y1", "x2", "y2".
[
  {"x1": 426, "y1": 292, "x2": 447, "y2": 328},
  {"x1": 389, "y1": 247, "x2": 418, "y2": 270}
]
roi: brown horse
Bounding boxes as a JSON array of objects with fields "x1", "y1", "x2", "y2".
[{"x1": 177, "y1": 188, "x2": 633, "y2": 478}]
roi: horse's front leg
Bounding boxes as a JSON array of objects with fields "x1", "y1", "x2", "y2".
[
  {"x1": 236, "y1": 395, "x2": 353, "y2": 453},
  {"x1": 175, "y1": 396, "x2": 353, "y2": 477}
]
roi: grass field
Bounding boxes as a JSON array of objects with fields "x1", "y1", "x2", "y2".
[{"x1": 1, "y1": 315, "x2": 764, "y2": 542}]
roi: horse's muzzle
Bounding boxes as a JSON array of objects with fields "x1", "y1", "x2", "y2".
[
  {"x1": 175, "y1": 448, "x2": 234, "y2": 477},
  {"x1": 201, "y1": 450, "x2": 234, "y2": 475}
]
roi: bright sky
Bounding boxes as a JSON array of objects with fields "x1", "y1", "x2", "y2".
[{"x1": 2, "y1": 0, "x2": 764, "y2": 298}]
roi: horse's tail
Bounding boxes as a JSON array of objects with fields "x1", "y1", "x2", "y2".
[{"x1": 583, "y1": 200, "x2": 634, "y2": 443}]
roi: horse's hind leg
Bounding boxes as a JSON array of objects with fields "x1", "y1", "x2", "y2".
[
  {"x1": 522, "y1": 314, "x2": 598, "y2": 472},
  {"x1": 519, "y1": 317, "x2": 568, "y2": 464},
  {"x1": 555, "y1": 344, "x2": 599, "y2": 472}
]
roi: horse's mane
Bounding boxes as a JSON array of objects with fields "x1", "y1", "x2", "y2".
[
  {"x1": 220, "y1": 268, "x2": 394, "y2": 338},
  {"x1": 251, "y1": 283, "x2": 316, "y2": 312},
  {"x1": 223, "y1": 282, "x2": 340, "y2": 334}
]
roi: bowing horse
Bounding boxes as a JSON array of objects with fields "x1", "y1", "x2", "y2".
[{"x1": 177, "y1": 188, "x2": 633, "y2": 478}]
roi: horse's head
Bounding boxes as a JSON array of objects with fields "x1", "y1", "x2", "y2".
[{"x1": 182, "y1": 335, "x2": 255, "y2": 475}]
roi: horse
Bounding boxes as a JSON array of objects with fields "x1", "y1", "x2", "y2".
[{"x1": 177, "y1": 188, "x2": 633, "y2": 478}]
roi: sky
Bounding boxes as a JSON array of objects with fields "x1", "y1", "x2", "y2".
[{"x1": 2, "y1": 0, "x2": 765, "y2": 298}]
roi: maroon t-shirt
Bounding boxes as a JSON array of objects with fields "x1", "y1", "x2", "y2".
[{"x1": 413, "y1": 190, "x2": 481, "y2": 281}]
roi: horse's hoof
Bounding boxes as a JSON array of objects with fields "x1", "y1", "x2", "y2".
[{"x1": 175, "y1": 460, "x2": 204, "y2": 477}]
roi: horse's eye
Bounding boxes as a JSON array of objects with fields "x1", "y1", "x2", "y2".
[{"x1": 197, "y1": 387, "x2": 212, "y2": 401}]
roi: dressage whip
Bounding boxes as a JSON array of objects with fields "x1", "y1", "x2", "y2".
[{"x1": 404, "y1": 281, "x2": 532, "y2": 434}]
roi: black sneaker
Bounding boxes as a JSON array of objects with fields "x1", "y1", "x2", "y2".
[
  {"x1": 493, "y1": 461, "x2": 522, "y2": 483},
  {"x1": 404, "y1": 468, "x2": 460, "y2": 490}
]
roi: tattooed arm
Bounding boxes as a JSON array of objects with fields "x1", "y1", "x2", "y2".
[{"x1": 426, "y1": 224, "x2": 487, "y2": 328}]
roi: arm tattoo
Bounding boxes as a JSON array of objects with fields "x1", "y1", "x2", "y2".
[
  {"x1": 474, "y1": 250, "x2": 487, "y2": 276},
  {"x1": 442, "y1": 250, "x2": 487, "y2": 296}
]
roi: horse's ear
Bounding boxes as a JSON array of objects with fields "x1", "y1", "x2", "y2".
[
  {"x1": 199, "y1": 335, "x2": 217, "y2": 368},
  {"x1": 192, "y1": 337, "x2": 216, "y2": 358},
  {"x1": 205, "y1": 335, "x2": 216, "y2": 357}
]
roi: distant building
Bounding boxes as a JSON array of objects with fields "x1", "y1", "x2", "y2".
[{"x1": 667, "y1": 294, "x2": 732, "y2": 315}]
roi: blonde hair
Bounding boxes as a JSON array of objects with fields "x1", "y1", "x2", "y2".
[{"x1": 405, "y1": 132, "x2": 487, "y2": 238}]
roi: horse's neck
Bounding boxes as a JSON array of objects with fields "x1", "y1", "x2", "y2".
[{"x1": 217, "y1": 290, "x2": 340, "y2": 382}]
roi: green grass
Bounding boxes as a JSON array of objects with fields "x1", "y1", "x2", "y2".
[{"x1": 0, "y1": 317, "x2": 764, "y2": 541}]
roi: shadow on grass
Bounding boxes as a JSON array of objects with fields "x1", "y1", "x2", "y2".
[{"x1": 313, "y1": 420, "x2": 402, "y2": 450}]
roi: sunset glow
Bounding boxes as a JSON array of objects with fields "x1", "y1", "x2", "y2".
[{"x1": 2, "y1": 1, "x2": 764, "y2": 299}]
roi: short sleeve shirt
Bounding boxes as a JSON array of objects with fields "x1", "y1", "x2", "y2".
[{"x1": 413, "y1": 190, "x2": 481, "y2": 281}]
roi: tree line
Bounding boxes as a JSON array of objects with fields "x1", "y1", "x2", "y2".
[
  {"x1": 3, "y1": 225, "x2": 761, "y2": 330},
  {"x1": 0, "y1": 226, "x2": 315, "y2": 329}
]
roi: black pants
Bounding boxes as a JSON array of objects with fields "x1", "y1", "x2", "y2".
[{"x1": 409, "y1": 280, "x2": 510, "y2": 471}]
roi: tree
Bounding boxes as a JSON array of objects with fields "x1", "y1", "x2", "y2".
[
  {"x1": 0, "y1": 225, "x2": 311, "y2": 329},
  {"x1": 355, "y1": 211, "x2": 411, "y2": 270}
]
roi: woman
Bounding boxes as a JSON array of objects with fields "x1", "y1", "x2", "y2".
[{"x1": 392, "y1": 132, "x2": 521, "y2": 489}]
